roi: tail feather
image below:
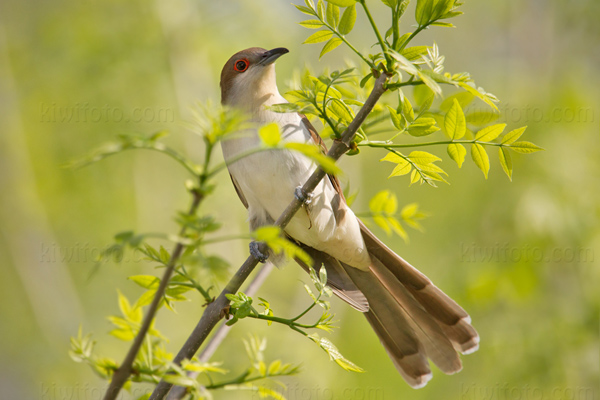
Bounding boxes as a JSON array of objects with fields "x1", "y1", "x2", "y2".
[
  {"x1": 359, "y1": 221, "x2": 480, "y2": 355},
  {"x1": 293, "y1": 245, "x2": 368, "y2": 312},
  {"x1": 364, "y1": 311, "x2": 432, "y2": 388},
  {"x1": 290, "y1": 223, "x2": 478, "y2": 388},
  {"x1": 369, "y1": 257, "x2": 463, "y2": 374},
  {"x1": 345, "y1": 260, "x2": 462, "y2": 376}
]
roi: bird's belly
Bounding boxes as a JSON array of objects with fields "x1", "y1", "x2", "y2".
[
  {"x1": 228, "y1": 145, "x2": 314, "y2": 218},
  {"x1": 222, "y1": 114, "x2": 371, "y2": 269}
]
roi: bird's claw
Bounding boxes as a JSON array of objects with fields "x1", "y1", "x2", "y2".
[
  {"x1": 249, "y1": 241, "x2": 269, "y2": 263},
  {"x1": 295, "y1": 186, "x2": 313, "y2": 205}
]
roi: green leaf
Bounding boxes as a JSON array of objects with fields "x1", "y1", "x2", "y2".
[
  {"x1": 444, "y1": 99, "x2": 466, "y2": 140},
  {"x1": 410, "y1": 169, "x2": 420, "y2": 185},
  {"x1": 415, "y1": 0, "x2": 434, "y2": 26},
  {"x1": 390, "y1": 160, "x2": 412, "y2": 177},
  {"x1": 299, "y1": 20, "x2": 324, "y2": 29},
  {"x1": 466, "y1": 111, "x2": 500, "y2": 125},
  {"x1": 128, "y1": 275, "x2": 160, "y2": 290},
  {"x1": 159, "y1": 246, "x2": 170, "y2": 264},
  {"x1": 471, "y1": 143, "x2": 490, "y2": 178},
  {"x1": 432, "y1": 0, "x2": 456, "y2": 20},
  {"x1": 508, "y1": 141, "x2": 544, "y2": 154},
  {"x1": 387, "y1": 106, "x2": 404, "y2": 130},
  {"x1": 475, "y1": 123, "x2": 506, "y2": 142},
  {"x1": 380, "y1": 152, "x2": 404, "y2": 164},
  {"x1": 338, "y1": 4, "x2": 357, "y2": 35},
  {"x1": 259, "y1": 123, "x2": 281, "y2": 147},
  {"x1": 417, "y1": 70, "x2": 442, "y2": 97},
  {"x1": 268, "y1": 360, "x2": 282, "y2": 375},
  {"x1": 134, "y1": 289, "x2": 156, "y2": 309},
  {"x1": 320, "y1": 37, "x2": 343, "y2": 58},
  {"x1": 407, "y1": 118, "x2": 440, "y2": 137},
  {"x1": 395, "y1": 32, "x2": 411, "y2": 51},
  {"x1": 447, "y1": 143, "x2": 466, "y2": 168},
  {"x1": 408, "y1": 150, "x2": 441, "y2": 164},
  {"x1": 401, "y1": 46, "x2": 430, "y2": 61},
  {"x1": 286, "y1": 143, "x2": 341, "y2": 174},
  {"x1": 413, "y1": 85, "x2": 434, "y2": 111},
  {"x1": 309, "y1": 334, "x2": 365, "y2": 372},
  {"x1": 501, "y1": 126, "x2": 527, "y2": 145},
  {"x1": 417, "y1": 94, "x2": 434, "y2": 117},
  {"x1": 380, "y1": 153, "x2": 412, "y2": 179},
  {"x1": 441, "y1": 10, "x2": 464, "y2": 19},
  {"x1": 269, "y1": 103, "x2": 302, "y2": 113},
  {"x1": 325, "y1": 0, "x2": 356, "y2": 7},
  {"x1": 117, "y1": 291, "x2": 132, "y2": 317},
  {"x1": 326, "y1": 3, "x2": 340, "y2": 27},
  {"x1": 109, "y1": 328, "x2": 135, "y2": 341},
  {"x1": 303, "y1": 30, "x2": 334, "y2": 44},
  {"x1": 380, "y1": 0, "x2": 397, "y2": 7},
  {"x1": 401, "y1": 95, "x2": 415, "y2": 122},
  {"x1": 431, "y1": 21, "x2": 455, "y2": 27},
  {"x1": 440, "y1": 92, "x2": 475, "y2": 112},
  {"x1": 458, "y1": 82, "x2": 499, "y2": 112},
  {"x1": 182, "y1": 360, "x2": 227, "y2": 374},
  {"x1": 295, "y1": 5, "x2": 316, "y2": 16},
  {"x1": 389, "y1": 50, "x2": 419, "y2": 75},
  {"x1": 400, "y1": 202, "x2": 426, "y2": 230},
  {"x1": 359, "y1": 73, "x2": 373, "y2": 88},
  {"x1": 254, "y1": 226, "x2": 312, "y2": 265},
  {"x1": 163, "y1": 374, "x2": 197, "y2": 388},
  {"x1": 115, "y1": 230, "x2": 134, "y2": 243},
  {"x1": 499, "y1": 147, "x2": 513, "y2": 181}
]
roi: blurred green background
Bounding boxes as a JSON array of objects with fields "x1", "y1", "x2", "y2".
[{"x1": 0, "y1": 0, "x2": 598, "y2": 399}]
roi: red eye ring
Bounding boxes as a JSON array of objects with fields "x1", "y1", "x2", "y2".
[{"x1": 234, "y1": 58, "x2": 249, "y2": 72}]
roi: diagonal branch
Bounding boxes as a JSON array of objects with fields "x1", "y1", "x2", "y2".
[
  {"x1": 165, "y1": 262, "x2": 275, "y2": 400},
  {"x1": 102, "y1": 190, "x2": 204, "y2": 400},
  {"x1": 149, "y1": 71, "x2": 390, "y2": 400}
]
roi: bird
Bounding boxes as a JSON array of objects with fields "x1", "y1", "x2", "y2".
[{"x1": 219, "y1": 47, "x2": 479, "y2": 388}]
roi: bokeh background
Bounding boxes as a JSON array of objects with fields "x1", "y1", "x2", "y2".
[{"x1": 1, "y1": 1, "x2": 598, "y2": 399}]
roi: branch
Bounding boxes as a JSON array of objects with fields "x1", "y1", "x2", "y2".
[
  {"x1": 359, "y1": 0, "x2": 392, "y2": 69},
  {"x1": 358, "y1": 139, "x2": 507, "y2": 149},
  {"x1": 149, "y1": 72, "x2": 390, "y2": 400},
  {"x1": 165, "y1": 262, "x2": 274, "y2": 400},
  {"x1": 102, "y1": 189, "x2": 204, "y2": 400}
]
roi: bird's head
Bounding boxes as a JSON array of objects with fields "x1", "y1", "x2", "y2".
[{"x1": 220, "y1": 47, "x2": 289, "y2": 109}]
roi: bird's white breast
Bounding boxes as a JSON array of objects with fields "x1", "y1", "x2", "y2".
[{"x1": 222, "y1": 94, "x2": 370, "y2": 269}]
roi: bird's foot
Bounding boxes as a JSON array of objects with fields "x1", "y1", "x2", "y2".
[
  {"x1": 249, "y1": 241, "x2": 269, "y2": 263},
  {"x1": 294, "y1": 186, "x2": 313, "y2": 205}
]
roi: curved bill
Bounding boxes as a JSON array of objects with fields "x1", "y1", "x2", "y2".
[{"x1": 258, "y1": 47, "x2": 289, "y2": 65}]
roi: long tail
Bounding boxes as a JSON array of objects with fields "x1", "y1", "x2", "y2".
[{"x1": 294, "y1": 222, "x2": 478, "y2": 388}]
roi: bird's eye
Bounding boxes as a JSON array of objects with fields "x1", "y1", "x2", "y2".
[{"x1": 234, "y1": 59, "x2": 249, "y2": 72}]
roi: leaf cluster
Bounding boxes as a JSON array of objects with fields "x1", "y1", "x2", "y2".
[{"x1": 225, "y1": 266, "x2": 363, "y2": 373}]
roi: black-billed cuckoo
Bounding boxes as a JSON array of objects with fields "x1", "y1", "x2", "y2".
[{"x1": 220, "y1": 47, "x2": 479, "y2": 389}]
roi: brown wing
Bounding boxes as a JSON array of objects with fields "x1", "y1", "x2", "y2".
[
  {"x1": 298, "y1": 114, "x2": 345, "y2": 199},
  {"x1": 229, "y1": 174, "x2": 248, "y2": 209},
  {"x1": 299, "y1": 114, "x2": 346, "y2": 222}
]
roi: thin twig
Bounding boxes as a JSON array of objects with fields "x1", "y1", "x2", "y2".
[
  {"x1": 149, "y1": 72, "x2": 390, "y2": 400},
  {"x1": 102, "y1": 190, "x2": 203, "y2": 400},
  {"x1": 165, "y1": 263, "x2": 275, "y2": 400}
]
